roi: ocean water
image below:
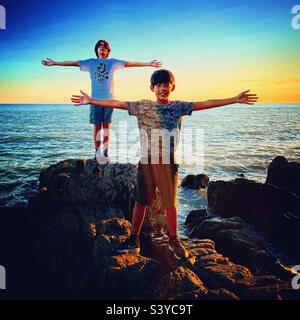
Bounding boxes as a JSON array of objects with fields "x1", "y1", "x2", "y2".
[{"x1": 0, "y1": 103, "x2": 299, "y2": 232}]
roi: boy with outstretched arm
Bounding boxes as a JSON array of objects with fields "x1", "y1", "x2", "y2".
[
  {"x1": 42, "y1": 40, "x2": 161, "y2": 163},
  {"x1": 71, "y1": 69, "x2": 258, "y2": 259}
]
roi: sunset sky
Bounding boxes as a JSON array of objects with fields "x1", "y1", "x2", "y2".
[{"x1": 0, "y1": 0, "x2": 300, "y2": 103}]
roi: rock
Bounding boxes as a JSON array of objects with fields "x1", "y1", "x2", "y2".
[
  {"x1": 233, "y1": 275, "x2": 296, "y2": 300},
  {"x1": 31, "y1": 159, "x2": 138, "y2": 219},
  {"x1": 184, "y1": 208, "x2": 208, "y2": 227},
  {"x1": 214, "y1": 228, "x2": 277, "y2": 275},
  {"x1": 155, "y1": 266, "x2": 208, "y2": 299},
  {"x1": 181, "y1": 174, "x2": 209, "y2": 189},
  {"x1": 190, "y1": 216, "x2": 247, "y2": 239},
  {"x1": 266, "y1": 156, "x2": 300, "y2": 197},
  {"x1": 98, "y1": 253, "x2": 161, "y2": 299},
  {"x1": 3, "y1": 159, "x2": 299, "y2": 300},
  {"x1": 185, "y1": 214, "x2": 293, "y2": 278},
  {"x1": 207, "y1": 178, "x2": 300, "y2": 258}
]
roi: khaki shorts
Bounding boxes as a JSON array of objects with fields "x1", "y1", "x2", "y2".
[{"x1": 133, "y1": 162, "x2": 179, "y2": 208}]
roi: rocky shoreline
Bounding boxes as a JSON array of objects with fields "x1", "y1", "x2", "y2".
[{"x1": 0, "y1": 156, "x2": 299, "y2": 300}]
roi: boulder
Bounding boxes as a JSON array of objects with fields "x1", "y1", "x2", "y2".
[
  {"x1": 181, "y1": 174, "x2": 209, "y2": 189},
  {"x1": 2, "y1": 159, "x2": 299, "y2": 300},
  {"x1": 207, "y1": 178, "x2": 300, "y2": 257},
  {"x1": 184, "y1": 208, "x2": 208, "y2": 227},
  {"x1": 185, "y1": 213, "x2": 294, "y2": 280},
  {"x1": 266, "y1": 156, "x2": 300, "y2": 197}
]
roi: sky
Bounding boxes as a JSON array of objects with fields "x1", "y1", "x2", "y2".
[{"x1": 0, "y1": 0, "x2": 300, "y2": 103}]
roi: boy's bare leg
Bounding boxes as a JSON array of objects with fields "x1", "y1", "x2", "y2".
[
  {"x1": 102, "y1": 122, "x2": 111, "y2": 155},
  {"x1": 166, "y1": 206, "x2": 189, "y2": 259},
  {"x1": 131, "y1": 202, "x2": 147, "y2": 235},
  {"x1": 114, "y1": 201, "x2": 145, "y2": 253},
  {"x1": 165, "y1": 206, "x2": 178, "y2": 237},
  {"x1": 94, "y1": 123, "x2": 102, "y2": 150}
]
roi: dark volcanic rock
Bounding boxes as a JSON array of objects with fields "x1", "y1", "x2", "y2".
[
  {"x1": 184, "y1": 208, "x2": 208, "y2": 227},
  {"x1": 1, "y1": 159, "x2": 299, "y2": 300},
  {"x1": 185, "y1": 213, "x2": 286, "y2": 277},
  {"x1": 207, "y1": 178, "x2": 300, "y2": 249},
  {"x1": 181, "y1": 174, "x2": 209, "y2": 189},
  {"x1": 266, "y1": 156, "x2": 300, "y2": 197}
]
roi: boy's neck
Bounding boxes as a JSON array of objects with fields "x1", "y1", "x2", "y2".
[
  {"x1": 98, "y1": 55, "x2": 107, "y2": 59},
  {"x1": 156, "y1": 98, "x2": 170, "y2": 105}
]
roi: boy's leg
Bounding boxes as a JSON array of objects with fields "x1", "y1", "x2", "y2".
[
  {"x1": 130, "y1": 202, "x2": 147, "y2": 236},
  {"x1": 90, "y1": 104, "x2": 104, "y2": 153},
  {"x1": 102, "y1": 122, "x2": 111, "y2": 156},
  {"x1": 166, "y1": 205, "x2": 189, "y2": 259},
  {"x1": 94, "y1": 123, "x2": 102, "y2": 151},
  {"x1": 114, "y1": 202, "x2": 146, "y2": 254},
  {"x1": 165, "y1": 206, "x2": 177, "y2": 237},
  {"x1": 153, "y1": 164, "x2": 189, "y2": 259},
  {"x1": 115, "y1": 163, "x2": 153, "y2": 254},
  {"x1": 102, "y1": 107, "x2": 113, "y2": 157}
]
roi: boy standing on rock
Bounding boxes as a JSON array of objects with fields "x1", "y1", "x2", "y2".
[
  {"x1": 42, "y1": 40, "x2": 161, "y2": 163},
  {"x1": 71, "y1": 69, "x2": 258, "y2": 259}
]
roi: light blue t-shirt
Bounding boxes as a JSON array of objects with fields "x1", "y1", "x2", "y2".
[{"x1": 78, "y1": 58, "x2": 126, "y2": 99}]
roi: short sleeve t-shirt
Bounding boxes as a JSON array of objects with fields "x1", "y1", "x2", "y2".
[
  {"x1": 78, "y1": 58, "x2": 125, "y2": 99},
  {"x1": 126, "y1": 99, "x2": 194, "y2": 163}
]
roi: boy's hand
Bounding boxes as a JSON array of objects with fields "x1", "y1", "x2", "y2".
[
  {"x1": 71, "y1": 90, "x2": 91, "y2": 106},
  {"x1": 150, "y1": 60, "x2": 162, "y2": 68},
  {"x1": 41, "y1": 58, "x2": 55, "y2": 66},
  {"x1": 236, "y1": 90, "x2": 258, "y2": 105}
]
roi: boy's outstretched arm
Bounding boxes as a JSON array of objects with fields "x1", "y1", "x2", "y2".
[
  {"x1": 71, "y1": 90, "x2": 127, "y2": 110},
  {"x1": 193, "y1": 90, "x2": 258, "y2": 111},
  {"x1": 41, "y1": 58, "x2": 79, "y2": 67},
  {"x1": 124, "y1": 60, "x2": 162, "y2": 68}
]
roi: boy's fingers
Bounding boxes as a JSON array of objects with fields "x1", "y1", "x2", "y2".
[
  {"x1": 80, "y1": 90, "x2": 86, "y2": 95},
  {"x1": 72, "y1": 95, "x2": 82, "y2": 98}
]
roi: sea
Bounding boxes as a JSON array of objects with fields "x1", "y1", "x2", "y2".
[{"x1": 0, "y1": 103, "x2": 299, "y2": 262}]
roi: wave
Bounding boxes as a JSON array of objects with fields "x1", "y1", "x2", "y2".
[
  {"x1": 2, "y1": 135, "x2": 67, "y2": 141},
  {"x1": 0, "y1": 181, "x2": 20, "y2": 191}
]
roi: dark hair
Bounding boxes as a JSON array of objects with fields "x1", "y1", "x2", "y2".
[
  {"x1": 150, "y1": 69, "x2": 175, "y2": 87},
  {"x1": 94, "y1": 40, "x2": 111, "y2": 58}
]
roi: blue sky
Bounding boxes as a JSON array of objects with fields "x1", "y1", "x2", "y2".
[{"x1": 0, "y1": 0, "x2": 299, "y2": 102}]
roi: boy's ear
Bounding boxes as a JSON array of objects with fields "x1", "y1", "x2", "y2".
[
  {"x1": 171, "y1": 84, "x2": 175, "y2": 92},
  {"x1": 150, "y1": 84, "x2": 154, "y2": 92}
]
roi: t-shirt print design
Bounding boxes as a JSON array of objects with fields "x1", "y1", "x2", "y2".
[{"x1": 95, "y1": 62, "x2": 109, "y2": 82}]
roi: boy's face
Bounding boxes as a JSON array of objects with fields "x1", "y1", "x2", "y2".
[
  {"x1": 97, "y1": 42, "x2": 109, "y2": 59},
  {"x1": 150, "y1": 82, "x2": 175, "y2": 104}
]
